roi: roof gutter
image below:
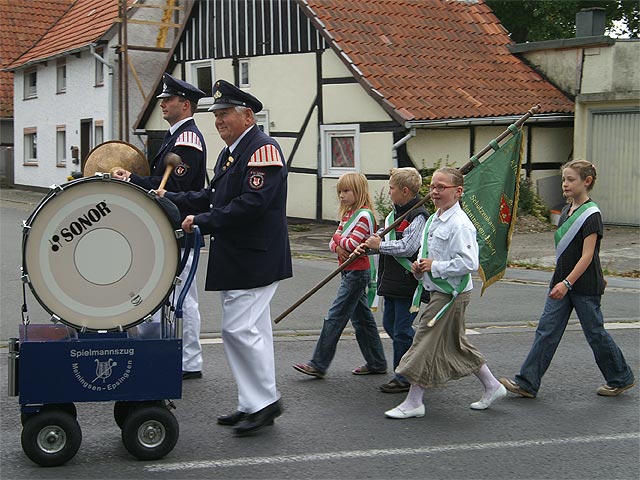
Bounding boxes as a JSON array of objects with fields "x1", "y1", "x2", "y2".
[
  {"x1": 90, "y1": 43, "x2": 114, "y2": 141},
  {"x1": 391, "y1": 128, "x2": 416, "y2": 167},
  {"x1": 405, "y1": 113, "x2": 574, "y2": 129}
]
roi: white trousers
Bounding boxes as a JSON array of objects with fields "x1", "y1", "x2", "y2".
[
  {"x1": 140, "y1": 248, "x2": 203, "y2": 372},
  {"x1": 220, "y1": 281, "x2": 280, "y2": 414}
]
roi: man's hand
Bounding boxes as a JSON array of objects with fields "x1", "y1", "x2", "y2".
[
  {"x1": 181, "y1": 215, "x2": 195, "y2": 234},
  {"x1": 364, "y1": 234, "x2": 381, "y2": 251},
  {"x1": 111, "y1": 168, "x2": 131, "y2": 181},
  {"x1": 155, "y1": 189, "x2": 167, "y2": 198},
  {"x1": 411, "y1": 258, "x2": 432, "y2": 274}
]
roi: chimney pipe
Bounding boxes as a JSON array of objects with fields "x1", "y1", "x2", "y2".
[{"x1": 576, "y1": 7, "x2": 606, "y2": 37}]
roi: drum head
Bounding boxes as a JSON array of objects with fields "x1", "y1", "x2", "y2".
[{"x1": 22, "y1": 177, "x2": 180, "y2": 331}]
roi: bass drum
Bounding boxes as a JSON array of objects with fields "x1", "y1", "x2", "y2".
[{"x1": 22, "y1": 176, "x2": 181, "y2": 331}]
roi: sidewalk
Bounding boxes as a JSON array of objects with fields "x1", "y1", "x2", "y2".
[{"x1": 2, "y1": 186, "x2": 639, "y2": 276}]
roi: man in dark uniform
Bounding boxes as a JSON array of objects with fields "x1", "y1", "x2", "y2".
[
  {"x1": 159, "y1": 80, "x2": 293, "y2": 436},
  {"x1": 113, "y1": 73, "x2": 207, "y2": 380}
]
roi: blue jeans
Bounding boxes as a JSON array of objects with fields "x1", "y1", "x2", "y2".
[
  {"x1": 515, "y1": 292, "x2": 635, "y2": 396},
  {"x1": 382, "y1": 297, "x2": 416, "y2": 383},
  {"x1": 310, "y1": 269, "x2": 387, "y2": 374}
]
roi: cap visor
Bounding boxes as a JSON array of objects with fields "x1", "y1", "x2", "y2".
[
  {"x1": 156, "y1": 92, "x2": 174, "y2": 98},
  {"x1": 207, "y1": 102, "x2": 238, "y2": 112}
]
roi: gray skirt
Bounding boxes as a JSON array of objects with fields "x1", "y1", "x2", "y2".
[{"x1": 396, "y1": 290, "x2": 485, "y2": 388}]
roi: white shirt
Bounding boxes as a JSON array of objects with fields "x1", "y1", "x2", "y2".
[{"x1": 418, "y1": 202, "x2": 478, "y2": 294}]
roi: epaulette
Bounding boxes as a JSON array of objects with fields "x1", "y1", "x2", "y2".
[
  {"x1": 175, "y1": 131, "x2": 203, "y2": 151},
  {"x1": 247, "y1": 144, "x2": 284, "y2": 167}
]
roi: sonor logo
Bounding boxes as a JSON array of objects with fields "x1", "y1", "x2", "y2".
[{"x1": 49, "y1": 201, "x2": 112, "y2": 252}]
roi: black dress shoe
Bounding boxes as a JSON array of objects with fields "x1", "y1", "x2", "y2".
[
  {"x1": 233, "y1": 400, "x2": 283, "y2": 436},
  {"x1": 217, "y1": 411, "x2": 248, "y2": 426},
  {"x1": 182, "y1": 371, "x2": 202, "y2": 380}
]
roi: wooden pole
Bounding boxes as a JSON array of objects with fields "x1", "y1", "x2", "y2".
[{"x1": 274, "y1": 104, "x2": 541, "y2": 324}]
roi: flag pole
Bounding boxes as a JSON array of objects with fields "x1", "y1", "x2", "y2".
[{"x1": 274, "y1": 104, "x2": 541, "y2": 324}]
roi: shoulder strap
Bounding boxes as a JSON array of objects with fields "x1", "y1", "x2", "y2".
[{"x1": 554, "y1": 203, "x2": 600, "y2": 260}]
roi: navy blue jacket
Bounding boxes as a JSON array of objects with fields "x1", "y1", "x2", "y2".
[
  {"x1": 166, "y1": 125, "x2": 292, "y2": 291},
  {"x1": 130, "y1": 118, "x2": 206, "y2": 199}
]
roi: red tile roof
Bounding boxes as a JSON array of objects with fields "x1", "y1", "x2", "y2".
[
  {"x1": 0, "y1": 0, "x2": 73, "y2": 117},
  {"x1": 300, "y1": 0, "x2": 574, "y2": 123},
  {"x1": 6, "y1": 0, "x2": 121, "y2": 70}
]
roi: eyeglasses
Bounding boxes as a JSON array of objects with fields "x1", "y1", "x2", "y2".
[{"x1": 428, "y1": 184, "x2": 458, "y2": 193}]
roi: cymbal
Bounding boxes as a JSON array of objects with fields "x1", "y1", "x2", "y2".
[{"x1": 83, "y1": 141, "x2": 150, "y2": 177}]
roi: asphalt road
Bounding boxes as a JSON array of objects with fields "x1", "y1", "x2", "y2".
[
  {"x1": 1, "y1": 327, "x2": 638, "y2": 479},
  {"x1": 1, "y1": 190, "x2": 639, "y2": 479}
]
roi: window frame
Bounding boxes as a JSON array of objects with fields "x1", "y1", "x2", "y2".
[
  {"x1": 256, "y1": 110, "x2": 270, "y2": 135},
  {"x1": 23, "y1": 127, "x2": 38, "y2": 165},
  {"x1": 187, "y1": 60, "x2": 214, "y2": 107},
  {"x1": 320, "y1": 124, "x2": 360, "y2": 177},
  {"x1": 56, "y1": 58, "x2": 66, "y2": 94},
  {"x1": 239, "y1": 59, "x2": 250, "y2": 87},
  {"x1": 56, "y1": 126, "x2": 66, "y2": 167},
  {"x1": 23, "y1": 67, "x2": 37, "y2": 99},
  {"x1": 94, "y1": 47, "x2": 104, "y2": 86}
]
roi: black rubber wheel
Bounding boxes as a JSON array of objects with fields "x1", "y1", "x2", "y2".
[
  {"x1": 121, "y1": 406, "x2": 178, "y2": 461},
  {"x1": 113, "y1": 401, "x2": 133, "y2": 429},
  {"x1": 114, "y1": 401, "x2": 165, "y2": 430},
  {"x1": 21, "y1": 403, "x2": 77, "y2": 427},
  {"x1": 21, "y1": 411, "x2": 82, "y2": 467}
]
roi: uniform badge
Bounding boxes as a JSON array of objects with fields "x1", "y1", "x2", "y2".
[
  {"x1": 174, "y1": 163, "x2": 188, "y2": 177},
  {"x1": 249, "y1": 171, "x2": 265, "y2": 190}
]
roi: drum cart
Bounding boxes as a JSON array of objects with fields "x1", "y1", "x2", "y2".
[{"x1": 7, "y1": 176, "x2": 202, "y2": 467}]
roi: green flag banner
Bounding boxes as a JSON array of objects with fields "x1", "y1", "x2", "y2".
[{"x1": 460, "y1": 129, "x2": 524, "y2": 295}]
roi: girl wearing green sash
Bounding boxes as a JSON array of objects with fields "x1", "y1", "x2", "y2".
[
  {"x1": 385, "y1": 168, "x2": 506, "y2": 419},
  {"x1": 500, "y1": 160, "x2": 635, "y2": 399},
  {"x1": 293, "y1": 173, "x2": 387, "y2": 379}
]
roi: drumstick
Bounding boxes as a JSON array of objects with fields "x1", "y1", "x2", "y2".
[{"x1": 158, "y1": 153, "x2": 182, "y2": 190}]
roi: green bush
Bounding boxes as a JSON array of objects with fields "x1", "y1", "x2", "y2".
[{"x1": 518, "y1": 178, "x2": 550, "y2": 222}]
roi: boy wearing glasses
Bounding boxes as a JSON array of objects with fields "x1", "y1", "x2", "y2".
[{"x1": 356, "y1": 167, "x2": 429, "y2": 393}]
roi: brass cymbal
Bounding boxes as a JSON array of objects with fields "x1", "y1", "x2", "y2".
[{"x1": 83, "y1": 141, "x2": 150, "y2": 177}]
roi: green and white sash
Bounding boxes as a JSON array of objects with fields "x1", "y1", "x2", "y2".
[
  {"x1": 554, "y1": 202, "x2": 600, "y2": 260},
  {"x1": 413, "y1": 213, "x2": 470, "y2": 325},
  {"x1": 385, "y1": 211, "x2": 423, "y2": 313},
  {"x1": 341, "y1": 208, "x2": 379, "y2": 310}
]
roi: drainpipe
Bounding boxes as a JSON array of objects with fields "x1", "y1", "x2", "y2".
[
  {"x1": 90, "y1": 44, "x2": 114, "y2": 141},
  {"x1": 391, "y1": 128, "x2": 416, "y2": 167}
]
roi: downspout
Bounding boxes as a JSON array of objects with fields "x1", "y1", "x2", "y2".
[
  {"x1": 391, "y1": 128, "x2": 416, "y2": 167},
  {"x1": 90, "y1": 44, "x2": 114, "y2": 141}
]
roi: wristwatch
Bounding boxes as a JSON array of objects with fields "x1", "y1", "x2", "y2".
[{"x1": 562, "y1": 279, "x2": 573, "y2": 290}]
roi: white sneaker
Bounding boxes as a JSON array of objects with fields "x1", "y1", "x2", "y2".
[
  {"x1": 470, "y1": 384, "x2": 507, "y2": 410},
  {"x1": 384, "y1": 404, "x2": 425, "y2": 419}
]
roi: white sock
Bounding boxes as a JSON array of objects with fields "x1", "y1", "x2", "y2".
[
  {"x1": 474, "y1": 363, "x2": 501, "y2": 398},
  {"x1": 398, "y1": 383, "x2": 424, "y2": 410}
]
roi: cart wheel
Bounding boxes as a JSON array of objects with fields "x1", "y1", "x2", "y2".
[
  {"x1": 21, "y1": 403, "x2": 77, "y2": 426},
  {"x1": 21, "y1": 411, "x2": 82, "y2": 467},
  {"x1": 114, "y1": 400, "x2": 164, "y2": 430},
  {"x1": 121, "y1": 406, "x2": 178, "y2": 461},
  {"x1": 113, "y1": 401, "x2": 133, "y2": 429}
]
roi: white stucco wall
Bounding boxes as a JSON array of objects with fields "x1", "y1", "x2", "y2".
[{"x1": 13, "y1": 54, "x2": 109, "y2": 188}]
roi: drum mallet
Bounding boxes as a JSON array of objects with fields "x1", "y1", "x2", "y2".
[{"x1": 158, "y1": 153, "x2": 182, "y2": 190}]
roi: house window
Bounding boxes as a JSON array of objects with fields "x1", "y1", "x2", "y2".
[
  {"x1": 188, "y1": 60, "x2": 214, "y2": 98},
  {"x1": 56, "y1": 58, "x2": 66, "y2": 93},
  {"x1": 56, "y1": 126, "x2": 66, "y2": 167},
  {"x1": 24, "y1": 128, "x2": 37, "y2": 165},
  {"x1": 239, "y1": 59, "x2": 250, "y2": 87},
  {"x1": 24, "y1": 67, "x2": 37, "y2": 99},
  {"x1": 94, "y1": 47, "x2": 104, "y2": 86},
  {"x1": 95, "y1": 122, "x2": 104, "y2": 146},
  {"x1": 321, "y1": 124, "x2": 360, "y2": 176},
  {"x1": 256, "y1": 110, "x2": 269, "y2": 135}
]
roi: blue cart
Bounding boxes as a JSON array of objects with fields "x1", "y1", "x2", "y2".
[{"x1": 7, "y1": 177, "x2": 201, "y2": 466}]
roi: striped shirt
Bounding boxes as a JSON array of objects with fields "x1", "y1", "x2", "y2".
[{"x1": 329, "y1": 209, "x2": 374, "y2": 270}]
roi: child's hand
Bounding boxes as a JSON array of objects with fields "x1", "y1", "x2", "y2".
[
  {"x1": 549, "y1": 282, "x2": 568, "y2": 300},
  {"x1": 352, "y1": 243, "x2": 367, "y2": 257},
  {"x1": 336, "y1": 245, "x2": 350, "y2": 262},
  {"x1": 364, "y1": 234, "x2": 381, "y2": 251}
]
